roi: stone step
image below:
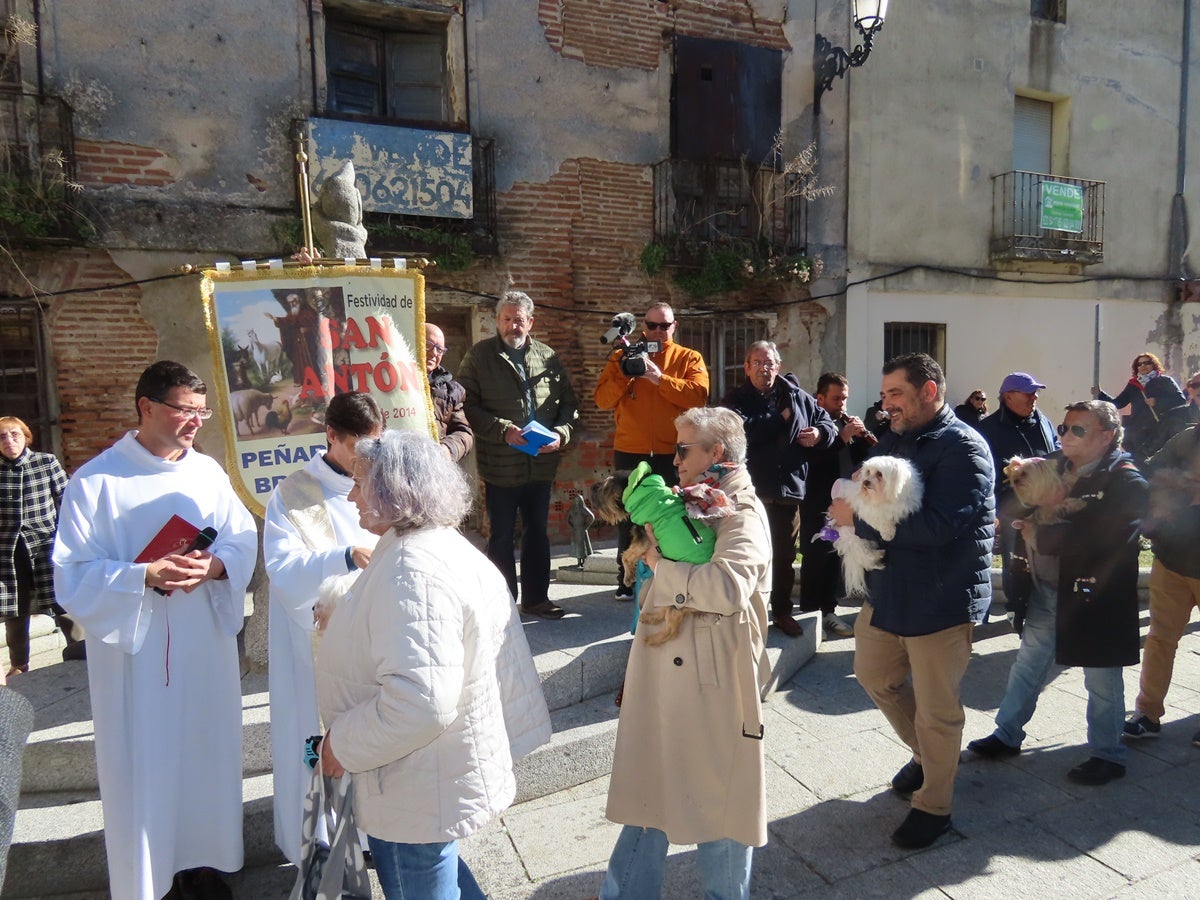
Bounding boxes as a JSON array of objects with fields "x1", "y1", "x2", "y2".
[
  {"x1": 12, "y1": 665, "x2": 273, "y2": 795},
  {"x1": 3, "y1": 773, "x2": 282, "y2": 899}
]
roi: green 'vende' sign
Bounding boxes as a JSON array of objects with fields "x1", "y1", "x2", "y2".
[{"x1": 1040, "y1": 181, "x2": 1084, "y2": 233}]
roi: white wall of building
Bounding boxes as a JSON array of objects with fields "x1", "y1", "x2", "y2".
[{"x1": 847, "y1": 287, "x2": 1198, "y2": 418}]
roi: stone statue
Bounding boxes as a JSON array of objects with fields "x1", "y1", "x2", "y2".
[
  {"x1": 567, "y1": 492, "x2": 595, "y2": 567},
  {"x1": 311, "y1": 159, "x2": 368, "y2": 259}
]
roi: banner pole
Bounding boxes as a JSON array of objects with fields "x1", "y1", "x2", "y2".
[{"x1": 293, "y1": 121, "x2": 316, "y2": 257}]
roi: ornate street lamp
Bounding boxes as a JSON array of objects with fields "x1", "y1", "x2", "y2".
[{"x1": 813, "y1": 0, "x2": 890, "y2": 114}]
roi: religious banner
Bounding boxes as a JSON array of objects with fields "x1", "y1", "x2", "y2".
[{"x1": 201, "y1": 265, "x2": 433, "y2": 516}]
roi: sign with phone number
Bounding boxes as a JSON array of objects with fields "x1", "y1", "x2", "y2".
[{"x1": 308, "y1": 117, "x2": 473, "y2": 220}]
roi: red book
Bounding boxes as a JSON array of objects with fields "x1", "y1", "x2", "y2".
[{"x1": 134, "y1": 514, "x2": 202, "y2": 564}]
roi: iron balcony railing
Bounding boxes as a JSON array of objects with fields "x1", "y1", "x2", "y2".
[
  {"x1": 991, "y1": 170, "x2": 1104, "y2": 265},
  {"x1": 652, "y1": 157, "x2": 808, "y2": 259}
]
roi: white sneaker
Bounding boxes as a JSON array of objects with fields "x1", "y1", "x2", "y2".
[{"x1": 823, "y1": 613, "x2": 853, "y2": 637}]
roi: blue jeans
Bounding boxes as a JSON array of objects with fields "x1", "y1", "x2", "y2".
[
  {"x1": 993, "y1": 580, "x2": 1128, "y2": 765},
  {"x1": 484, "y1": 480, "x2": 552, "y2": 609},
  {"x1": 366, "y1": 836, "x2": 485, "y2": 900},
  {"x1": 599, "y1": 825, "x2": 753, "y2": 900}
]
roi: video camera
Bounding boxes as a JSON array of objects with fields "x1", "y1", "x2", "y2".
[{"x1": 600, "y1": 312, "x2": 661, "y2": 378}]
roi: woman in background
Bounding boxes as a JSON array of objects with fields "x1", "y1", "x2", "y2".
[
  {"x1": 1095, "y1": 352, "x2": 1186, "y2": 462},
  {"x1": 0, "y1": 416, "x2": 84, "y2": 676},
  {"x1": 954, "y1": 390, "x2": 988, "y2": 426}
]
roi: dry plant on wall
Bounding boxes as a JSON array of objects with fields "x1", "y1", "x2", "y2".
[
  {"x1": 0, "y1": 20, "x2": 97, "y2": 247},
  {"x1": 1, "y1": 14, "x2": 36, "y2": 84},
  {"x1": 0, "y1": 148, "x2": 90, "y2": 242}
]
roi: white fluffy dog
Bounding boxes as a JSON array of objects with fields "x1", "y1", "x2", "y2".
[{"x1": 829, "y1": 456, "x2": 924, "y2": 597}]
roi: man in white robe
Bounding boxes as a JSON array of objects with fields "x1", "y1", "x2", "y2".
[
  {"x1": 52, "y1": 361, "x2": 258, "y2": 900},
  {"x1": 264, "y1": 391, "x2": 383, "y2": 865}
]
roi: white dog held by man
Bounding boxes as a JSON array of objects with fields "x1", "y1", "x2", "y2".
[{"x1": 824, "y1": 456, "x2": 924, "y2": 597}]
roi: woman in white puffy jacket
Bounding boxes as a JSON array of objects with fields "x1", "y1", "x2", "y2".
[{"x1": 314, "y1": 429, "x2": 551, "y2": 899}]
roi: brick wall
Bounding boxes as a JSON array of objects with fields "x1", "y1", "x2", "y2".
[
  {"x1": 487, "y1": 157, "x2": 659, "y2": 540},
  {"x1": 540, "y1": 0, "x2": 790, "y2": 70},
  {"x1": 74, "y1": 140, "x2": 179, "y2": 189},
  {"x1": 436, "y1": 152, "x2": 822, "y2": 543},
  {"x1": 35, "y1": 251, "x2": 158, "y2": 470}
]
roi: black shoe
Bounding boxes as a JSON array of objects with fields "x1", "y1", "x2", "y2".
[
  {"x1": 891, "y1": 760, "x2": 924, "y2": 796},
  {"x1": 892, "y1": 809, "x2": 952, "y2": 849},
  {"x1": 967, "y1": 734, "x2": 1020, "y2": 758},
  {"x1": 62, "y1": 640, "x2": 87, "y2": 662},
  {"x1": 172, "y1": 867, "x2": 232, "y2": 900},
  {"x1": 1066, "y1": 757, "x2": 1126, "y2": 786},
  {"x1": 521, "y1": 601, "x2": 566, "y2": 619},
  {"x1": 1122, "y1": 714, "x2": 1161, "y2": 739},
  {"x1": 772, "y1": 614, "x2": 804, "y2": 638},
  {"x1": 614, "y1": 587, "x2": 635, "y2": 602}
]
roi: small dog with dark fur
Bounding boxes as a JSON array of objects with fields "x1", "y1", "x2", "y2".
[{"x1": 589, "y1": 462, "x2": 722, "y2": 646}]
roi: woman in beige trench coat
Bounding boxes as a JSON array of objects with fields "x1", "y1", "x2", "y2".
[{"x1": 599, "y1": 407, "x2": 772, "y2": 900}]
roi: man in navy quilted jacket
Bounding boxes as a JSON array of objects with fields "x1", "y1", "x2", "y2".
[{"x1": 829, "y1": 353, "x2": 994, "y2": 851}]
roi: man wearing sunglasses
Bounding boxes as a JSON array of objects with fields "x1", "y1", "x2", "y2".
[
  {"x1": 52, "y1": 360, "x2": 259, "y2": 899},
  {"x1": 594, "y1": 302, "x2": 708, "y2": 600},
  {"x1": 969, "y1": 400, "x2": 1148, "y2": 788}
]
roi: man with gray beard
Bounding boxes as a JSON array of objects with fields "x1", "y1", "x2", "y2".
[{"x1": 459, "y1": 291, "x2": 579, "y2": 619}]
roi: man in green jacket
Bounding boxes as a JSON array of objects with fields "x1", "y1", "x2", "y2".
[{"x1": 458, "y1": 291, "x2": 579, "y2": 619}]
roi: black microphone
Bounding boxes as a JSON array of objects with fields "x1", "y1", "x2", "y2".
[{"x1": 154, "y1": 527, "x2": 219, "y2": 595}]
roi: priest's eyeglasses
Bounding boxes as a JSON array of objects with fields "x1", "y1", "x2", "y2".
[{"x1": 150, "y1": 397, "x2": 214, "y2": 420}]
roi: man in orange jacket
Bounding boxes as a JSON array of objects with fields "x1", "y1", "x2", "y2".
[{"x1": 594, "y1": 302, "x2": 709, "y2": 599}]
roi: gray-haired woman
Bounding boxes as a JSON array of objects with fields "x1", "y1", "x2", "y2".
[
  {"x1": 313, "y1": 429, "x2": 550, "y2": 900},
  {"x1": 600, "y1": 406, "x2": 772, "y2": 900}
]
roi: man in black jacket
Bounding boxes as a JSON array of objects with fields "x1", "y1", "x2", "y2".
[
  {"x1": 968, "y1": 400, "x2": 1148, "y2": 787},
  {"x1": 977, "y1": 372, "x2": 1059, "y2": 621},
  {"x1": 723, "y1": 341, "x2": 836, "y2": 637},
  {"x1": 829, "y1": 353, "x2": 994, "y2": 850},
  {"x1": 799, "y1": 373, "x2": 874, "y2": 638}
]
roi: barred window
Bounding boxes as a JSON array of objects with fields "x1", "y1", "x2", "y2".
[
  {"x1": 674, "y1": 315, "x2": 771, "y2": 400},
  {"x1": 883, "y1": 322, "x2": 946, "y2": 371}
]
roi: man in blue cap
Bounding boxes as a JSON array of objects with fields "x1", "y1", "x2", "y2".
[{"x1": 976, "y1": 372, "x2": 1060, "y2": 625}]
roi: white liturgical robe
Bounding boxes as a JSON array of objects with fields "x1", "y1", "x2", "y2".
[
  {"x1": 52, "y1": 432, "x2": 258, "y2": 900},
  {"x1": 263, "y1": 451, "x2": 378, "y2": 865}
]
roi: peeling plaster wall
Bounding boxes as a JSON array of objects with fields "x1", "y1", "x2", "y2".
[
  {"x1": 39, "y1": 1, "x2": 307, "y2": 206},
  {"x1": 470, "y1": 1, "x2": 667, "y2": 190}
]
